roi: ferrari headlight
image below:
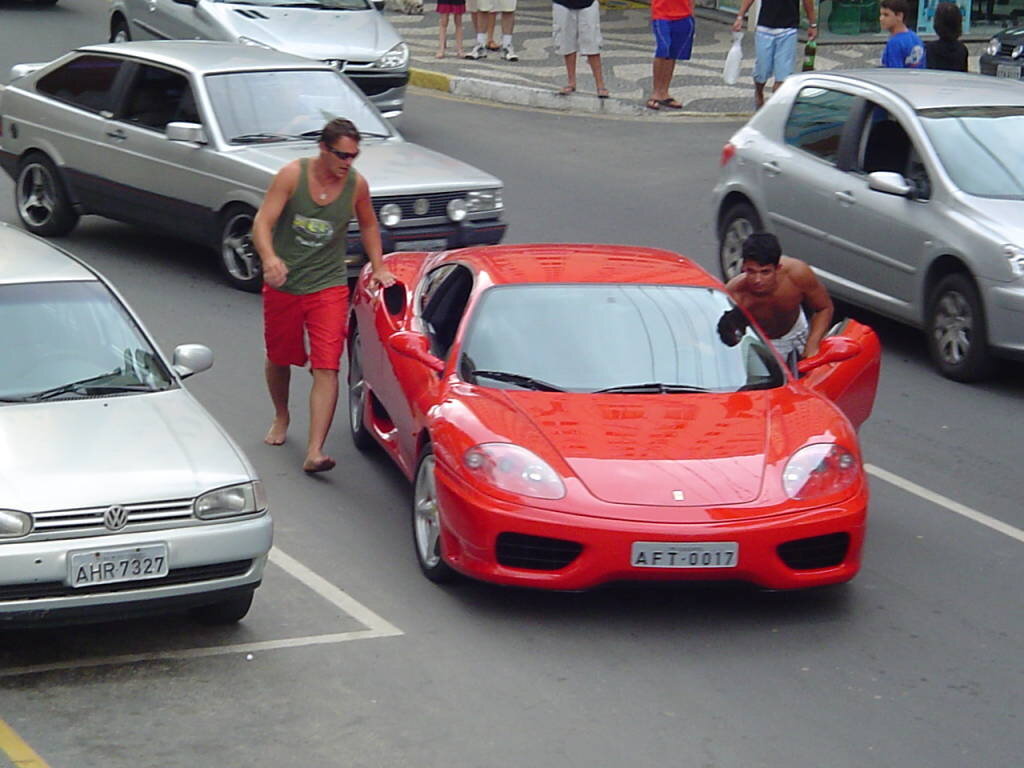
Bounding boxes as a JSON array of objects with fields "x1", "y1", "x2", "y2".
[
  {"x1": 374, "y1": 43, "x2": 409, "y2": 70},
  {"x1": 195, "y1": 481, "x2": 266, "y2": 520},
  {"x1": 986, "y1": 37, "x2": 1000, "y2": 56},
  {"x1": 238, "y1": 37, "x2": 273, "y2": 49},
  {"x1": 464, "y1": 443, "x2": 565, "y2": 500},
  {"x1": 1004, "y1": 244, "x2": 1024, "y2": 278},
  {"x1": 782, "y1": 444, "x2": 859, "y2": 502},
  {"x1": 465, "y1": 189, "x2": 503, "y2": 213},
  {"x1": 0, "y1": 509, "x2": 32, "y2": 539}
]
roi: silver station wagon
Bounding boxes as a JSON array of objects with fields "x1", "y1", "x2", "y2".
[
  {"x1": 713, "y1": 70, "x2": 1024, "y2": 382},
  {"x1": 0, "y1": 224, "x2": 272, "y2": 626},
  {"x1": 0, "y1": 42, "x2": 506, "y2": 292},
  {"x1": 108, "y1": 0, "x2": 409, "y2": 118}
]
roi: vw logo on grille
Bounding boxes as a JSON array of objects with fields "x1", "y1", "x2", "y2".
[
  {"x1": 413, "y1": 197, "x2": 430, "y2": 216},
  {"x1": 103, "y1": 505, "x2": 129, "y2": 531}
]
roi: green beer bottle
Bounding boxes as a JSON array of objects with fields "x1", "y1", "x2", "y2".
[{"x1": 802, "y1": 39, "x2": 817, "y2": 72}]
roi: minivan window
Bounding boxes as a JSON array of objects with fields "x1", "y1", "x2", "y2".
[
  {"x1": 784, "y1": 87, "x2": 857, "y2": 164},
  {"x1": 36, "y1": 55, "x2": 123, "y2": 113}
]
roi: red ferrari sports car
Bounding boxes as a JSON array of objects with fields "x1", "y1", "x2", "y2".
[{"x1": 347, "y1": 244, "x2": 880, "y2": 590}]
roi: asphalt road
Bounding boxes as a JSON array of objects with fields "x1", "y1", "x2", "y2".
[{"x1": 1, "y1": 4, "x2": 1022, "y2": 768}]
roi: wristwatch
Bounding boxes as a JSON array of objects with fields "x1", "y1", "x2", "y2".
[{"x1": 809, "y1": 22, "x2": 818, "y2": 27}]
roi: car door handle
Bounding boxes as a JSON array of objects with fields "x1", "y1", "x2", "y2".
[
  {"x1": 106, "y1": 129, "x2": 127, "y2": 140},
  {"x1": 835, "y1": 191, "x2": 855, "y2": 205},
  {"x1": 761, "y1": 161, "x2": 781, "y2": 176}
]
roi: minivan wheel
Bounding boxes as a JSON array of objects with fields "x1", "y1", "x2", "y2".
[
  {"x1": 718, "y1": 202, "x2": 761, "y2": 281},
  {"x1": 190, "y1": 590, "x2": 254, "y2": 625},
  {"x1": 15, "y1": 154, "x2": 79, "y2": 237},
  {"x1": 348, "y1": 325, "x2": 376, "y2": 451},
  {"x1": 110, "y1": 17, "x2": 131, "y2": 42},
  {"x1": 218, "y1": 205, "x2": 262, "y2": 292},
  {"x1": 412, "y1": 447, "x2": 457, "y2": 583},
  {"x1": 927, "y1": 273, "x2": 993, "y2": 382}
]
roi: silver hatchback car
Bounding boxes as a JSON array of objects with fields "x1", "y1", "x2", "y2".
[
  {"x1": 0, "y1": 224, "x2": 272, "y2": 626},
  {"x1": 108, "y1": 0, "x2": 409, "y2": 118},
  {"x1": 713, "y1": 70, "x2": 1024, "y2": 382}
]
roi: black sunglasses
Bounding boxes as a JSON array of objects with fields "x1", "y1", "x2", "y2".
[{"x1": 325, "y1": 146, "x2": 359, "y2": 161}]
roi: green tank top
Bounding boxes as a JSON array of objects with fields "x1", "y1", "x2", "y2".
[{"x1": 271, "y1": 158, "x2": 357, "y2": 295}]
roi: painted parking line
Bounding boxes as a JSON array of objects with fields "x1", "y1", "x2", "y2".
[
  {"x1": 0, "y1": 546, "x2": 402, "y2": 679},
  {"x1": 867, "y1": 464, "x2": 1024, "y2": 544},
  {"x1": 0, "y1": 718, "x2": 51, "y2": 768}
]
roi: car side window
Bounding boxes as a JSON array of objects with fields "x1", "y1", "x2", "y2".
[
  {"x1": 36, "y1": 55, "x2": 124, "y2": 114},
  {"x1": 121, "y1": 65, "x2": 198, "y2": 132},
  {"x1": 420, "y1": 265, "x2": 473, "y2": 359},
  {"x1": 784, "y1": 87, "x2": 858, "y2": 164},
  {"x1": 858, "y1": 105, "x2": 931, "y2": 200}
]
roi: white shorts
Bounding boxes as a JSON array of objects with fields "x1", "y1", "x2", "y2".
[
  {"x1": 771, "y1": 310, "x2": 809, "y2": 361},
  {"x1": 553, "y1": 4, "x2": 602, "y2": 56},
  {"x1": 476, "y1": 0, "x2": 516, "y2": 11},
  {"x1": 466, "y1": 0, "x2": 478, "y2": 12}
]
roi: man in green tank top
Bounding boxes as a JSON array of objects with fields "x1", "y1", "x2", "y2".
[{"x1": 252, "y1": 118, "x2": 395, "y2": 474}]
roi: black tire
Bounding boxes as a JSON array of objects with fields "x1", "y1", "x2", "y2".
[
  {"x1": 218, "y1": 205, "x2": 262, "y2": 292},
  {"x1": 189, "y1": 591, "x2": 254, "y2": 625},
  {"x1": 15, "y1": 154, "x2": 79, "y2": 237},
  {"x1": 926, "y1": 273, "x2": 993, "y2": 382},
  {"x1": 412, "y1": 446, "x2": 457, "y2": 583},
  {"x1": 110, "y1": 16, "x2": 131, "y2": 42},
  {"x1": 347, "y1": 324, "x2": 376, "y2": 451},
  {"x1": 718, "y1": 201, "x2": 762, "y2": 281}
]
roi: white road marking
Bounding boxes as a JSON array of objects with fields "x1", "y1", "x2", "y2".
[
  {"x1": 867, "y1": 464, "x2": 1024, "y2": 544},
  {"x1": 0, "y1": 546, "x2": 402, "y2": 679}
]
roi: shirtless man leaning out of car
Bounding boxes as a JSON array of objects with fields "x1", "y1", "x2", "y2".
[{"x1": 725, "y1": 232, "x2": 833, "y2": 361}]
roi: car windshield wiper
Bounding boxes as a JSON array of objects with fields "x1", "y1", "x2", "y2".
[
  {"x1": 470, "y1": 370, "x2": 566, "y2": 392},
  {"x1": 358, "y1": 131, "x2": 392, "y2": 140},
  {"x1": 27, "y1": 370, "x2": 160, "y2": 401},
  {"x1": 592, "y1": 382, "x2": 711, "y2": 394},
  {"x1": 229, "y1": 132, "x2": 293, "y2": 144}
]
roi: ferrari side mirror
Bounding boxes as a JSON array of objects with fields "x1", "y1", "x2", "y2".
[
  {"x1": 388, "y1": 331, "x2": 445, "y2": 372},
  {"x1": 797, "y1": 336, "x2": 861, "y2": 375}
]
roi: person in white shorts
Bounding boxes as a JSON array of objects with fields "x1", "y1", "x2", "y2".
[
  {"x1": 467, "y1": 0, "x2": 518, "y2": 60},
  {"x1": 553, "y1": 0, "x2": 608, "y2": 97}
]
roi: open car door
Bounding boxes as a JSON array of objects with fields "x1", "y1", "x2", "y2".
[{"x1": 798, "y1": 318, "x2": 881, "y2": 431}]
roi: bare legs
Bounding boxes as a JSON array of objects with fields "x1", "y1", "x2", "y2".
[
  {"x1": 754, "y1": 79, "x2": 784, "y2": 109},
  {"x1": 264, "y1": 360, "x2": 338, "y2": 473},
  {"x1": 437, "y1": 12, "x2": 464, "y2": 58},
  {"x1": 651, "y1": 56, "x2": 676, "y2": 102},
  {"x1": 561, "y1": 53, "x2": 607, "y2": 95},
  {"x1": 264, "y1": 360, "x2": 290, "y2": 446}
]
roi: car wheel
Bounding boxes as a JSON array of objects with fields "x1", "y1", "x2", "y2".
[
  {"x1": 348, "y1": 324, "x2": 376, "y2": 451},
  {"x1": 15, "y1": 154, "x2": 79, "y2": 237},
  {"x1": 927, "y1": 273, "x2": 993, "y2": 382},
  {"x1": 189, "y1": 590, "x2": 254, "y2": 625},
  {"x1": 412, "y1": 447, "x2": 457, "y2": 583},
  {"x1": 718, "y1": 201, "x2": 761, "y2": 281},
  {"x1": 218, "y1": 205, "x2": 262, "y2": 292},
  {"x1": 110, "y1": 17, "x2": 131, "y2": 42}
]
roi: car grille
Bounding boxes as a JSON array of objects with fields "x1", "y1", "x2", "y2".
[
  {"x1": 0, "y1": 560, "x2": 253, "y2": 601},
  {"x1": 777, "y1": 533, "x2": 850, "y2": 570},
  {"x1": 495, "y1": 532, "x2": 583, "y2": 571},
  {"x1": 347, "y1": 73, "x2": 408, "y2": 96},
  {"x1": 372, "y1": 191, "x2": 468, "y2": 221},
  {"x1": 30, "y1": 499, "x2": 195, "y2": 538},
  {"x1": 998, "y1": 42, "x2": 1018, "y2": 57}
]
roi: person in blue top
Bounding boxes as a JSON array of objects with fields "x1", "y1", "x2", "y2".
[{"x1": 879, "y1": 0, "x2": 926, "y2": 68}]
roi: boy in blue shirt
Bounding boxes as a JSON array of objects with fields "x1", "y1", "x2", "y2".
[{"x1": 880, "y1": 0, "x2": 926, "y2": 68}]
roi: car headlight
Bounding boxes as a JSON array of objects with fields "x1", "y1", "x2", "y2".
[
  {"x1": 194, "y1": 481, "x2": 267, "y2": 520},
  {"x1": 238, "y1": 36, "x2": 273, "y2": 49},
  {"x1": 379, "y1": 202, "x2": 402, "y2": 227},
  {"x1": 374, "y1": 43, "x2": 409, "y2": 70},
  {"x1": 0, "y1": 509, "x2": 32, "y2": 539},
  {"x1": 464, "y1": 443, "x2": 566, "y2": 500},
  {"x1": 782, "y1": 444, "x2": 860, "y2": 502},
  {"x1": 1005, "y1": 245, "x2": 1024, "y2": 278},
  {"x1": 986, "y1": 37, "x2": 1000, "y2": 56},
  {"x1": 465, "y1": 189, "x2": 503, "y2": 213},
  {"x1": 1014, "y1": 44, "x2": 1024, "y2": 59}
]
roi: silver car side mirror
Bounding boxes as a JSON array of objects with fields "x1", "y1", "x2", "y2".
[
  {"x1": 172, "y1": 344, "x2": 214, "y2": 378},
  {"x1": 166, "y1": 121, "x2": 207, "y2": 145},
  {"x1": 867, "y1": 171, "x2": 912, "y2": 198}
]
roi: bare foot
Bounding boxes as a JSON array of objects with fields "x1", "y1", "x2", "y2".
[
  {"x1": 264, "y1": 418, "x2": 288, "y2": 446},
  {"x1": 435, "y1": 50, "x2": 445, "y2": 58},
  {"x1": 455, "y1": 49, "x2": 465, "y2": 58},
  {"x1": 303, "y1": 455, "x2": 337, "y2": 474}
]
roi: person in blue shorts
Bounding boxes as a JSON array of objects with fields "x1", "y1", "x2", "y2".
[
  {"x1": 732, "y1": 0, "x2": 818, "y2": 109},
  {"x1": 880, "y1": 0, "x2": 926, "y2": 68},
  {"x1": 647, "y1": 0, "x2": 694, "y2": 110}
]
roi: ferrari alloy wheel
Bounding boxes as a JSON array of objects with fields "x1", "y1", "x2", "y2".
[
  {"x1": 15, "y1": 154, "x2": 79, "y2": 237},
  {"x1": 927, "y1": 273, "x2": 993, "y2": 382},
  {"x1": 412, "y1": 448, "x2": 456, "y2": 583},
  {"x1": 718, "y1": 201, "x2": 761, "y2": 281},
  {"x1": 347, "y1": 325, "x2": 375, "y2": 451},
  {"x1": 218, "y1": 205, "x2": 262, "y2": 292}
]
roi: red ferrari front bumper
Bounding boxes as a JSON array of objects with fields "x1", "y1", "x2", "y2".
[{"x1": 433, "y1": 462, "x2": 867, "y2": 591}]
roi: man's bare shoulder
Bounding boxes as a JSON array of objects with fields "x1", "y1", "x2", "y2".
[
  {"x1": 780, "y1": 255, "x2": 816, "y2": 280},
  {"x1": 724, "y1": 272, "x2": 747, "y2": 294}
]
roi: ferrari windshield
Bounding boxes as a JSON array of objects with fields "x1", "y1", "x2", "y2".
[
  {"x1": 205, "y1": 70, "x2": 392, "y2": 144},
  {"x1": 918, "y1": 106, "x2": 1024, "y2": 199},
  {"x1": 0, "y1": 281, "x2": 173, "y2": 401},
  {"x1": 459, "y1": 284, "x2": 785, "y2": 393}
]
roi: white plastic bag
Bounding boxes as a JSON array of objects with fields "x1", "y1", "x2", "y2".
[{"x1": 723, "y1": 31, "x2": 744, "y2": 85}]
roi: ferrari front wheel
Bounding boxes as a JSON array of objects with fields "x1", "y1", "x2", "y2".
[{"x1": 412, "y1": 447, "x2": 457, "y2": 583}]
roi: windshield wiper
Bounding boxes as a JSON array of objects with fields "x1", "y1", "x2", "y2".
[
  {"x1": 593, "y1": 382, "x2": 710, "y2": 394},
  {"x1": 27, "y1": 370, "x2": 159, "y2": 401},
  {"x1": 470, "y1": 370, "x2": 566, "y2": 392},
  {"x1": 229, "y1": 132, "x2": 292, "y2": 144},
  {"x1": 357, "y1": 131, "x2": 392, "y2": 140}
]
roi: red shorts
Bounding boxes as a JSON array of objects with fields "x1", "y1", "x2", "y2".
[{"x1": 262, "y1": 284, "x2": 349, "y2": 370}]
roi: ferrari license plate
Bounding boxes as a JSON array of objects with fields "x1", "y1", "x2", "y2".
[
  {"x1": 996, "y1": 64, "x2": 1022, "y2": 79},
  {"x1": 68, "y1": 543, "x2": 169, "y2": 588},
  {"x1": 630, "y1": 541, "x2": 738, "y2": 569},
  {"x1": 395, "y1": 238, "x2": 448, "y2": 252}
]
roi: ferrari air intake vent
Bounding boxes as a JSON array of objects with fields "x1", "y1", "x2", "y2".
[
  {"x1": 496, "y1": 532, "x2": 582, "y2": 571},
  {"x1": 777, "y1": 533, "x2": 850, "y2": 570},
  {"x1": 234, "y1": 9, "x2": 270, "y2": 18}
]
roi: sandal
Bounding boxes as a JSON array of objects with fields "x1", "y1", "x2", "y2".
[
  {"x1": 596, "y1": 88, "x2": 610, "y2": 99},
  {"x1": 558, "y1": 85, "x2": 576, "y2": 95},
  {"x1": 645, "y1": 98, "x2": 661, "y2": 110},
  {"x1": 659, "y1": 97, "x2": 683, "y2": 109}
]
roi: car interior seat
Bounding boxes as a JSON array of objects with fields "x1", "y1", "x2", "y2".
[{"x1": 862, "y1": 120, "x2": 911, "y2": 175}]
